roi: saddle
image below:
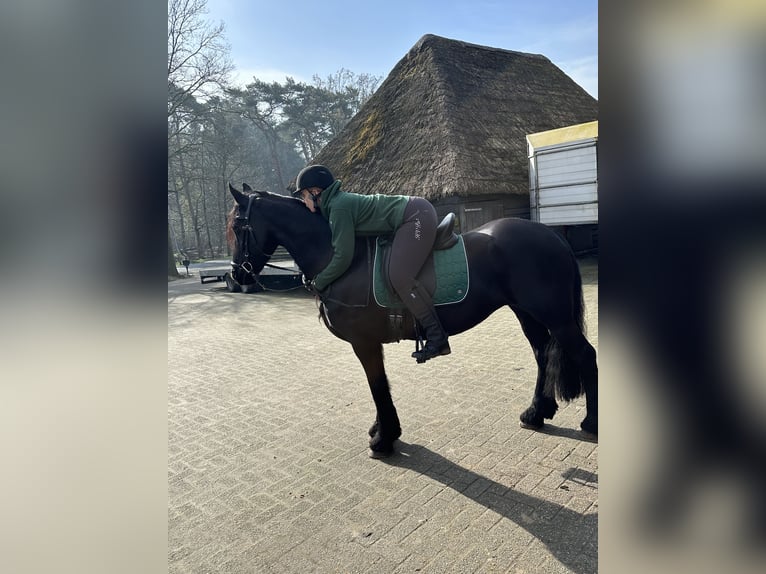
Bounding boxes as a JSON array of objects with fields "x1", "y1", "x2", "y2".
[
  {"x1": 434, "y1": 212, "x2": 461, "y2": 251},
  {"x1": 373, "y1": 213, "x2": 469, "y2": 309}
]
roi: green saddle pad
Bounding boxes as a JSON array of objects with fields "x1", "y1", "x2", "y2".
[{"x1": 373, "y1": 235, "x2": 469, "y2": 309}]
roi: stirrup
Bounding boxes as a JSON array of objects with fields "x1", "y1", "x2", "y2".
[{"x1": 411, "y1": 342, "x2": 451, "y2": 363}]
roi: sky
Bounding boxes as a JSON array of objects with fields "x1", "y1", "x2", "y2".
[{"x1": 206, "y1": 0, "x2": 598, "y2": 98}]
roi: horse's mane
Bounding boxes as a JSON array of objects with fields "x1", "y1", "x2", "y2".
[{"x1": 225, "y1": 205, "x2": 238, "y2": 250}]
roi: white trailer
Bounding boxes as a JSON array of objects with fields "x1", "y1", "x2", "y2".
[{"x1": 527, "y1": 121, "x2": 598, "y2": 227}]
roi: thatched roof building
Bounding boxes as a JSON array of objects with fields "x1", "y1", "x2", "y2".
[{"x1": 308, "y1": 34, "x2": 598, "y2": 230}]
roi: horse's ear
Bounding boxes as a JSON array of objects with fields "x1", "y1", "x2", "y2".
[
  {"x1": 228, "y1": 182, "x2": 248, "y2": 207},
  {"x1": 243, "y1": 182, "x2": 253, "y2": 192}
]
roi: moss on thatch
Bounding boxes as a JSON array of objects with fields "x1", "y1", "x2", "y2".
[{"x1": 341, "y1": 109, "x2": 383, "y2": 173}]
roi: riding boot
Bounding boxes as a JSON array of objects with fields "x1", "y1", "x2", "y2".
[{"x1": 405, "y1": 283, "x2": 451, "y2": 363}]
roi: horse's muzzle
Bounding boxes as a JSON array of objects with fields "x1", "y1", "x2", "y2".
[
  {"x1": 225, "y1": 271, "x2": 261, "y2": 293},
  {"x1": 224, "y1": 272, "x2": 242, "y2": 292}
]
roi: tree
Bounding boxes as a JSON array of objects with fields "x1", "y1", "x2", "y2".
[
  {"x1": 291, "y1": 70, "x2": 382, "y2": 163},
  {"x1": 281, "y1": 79, "x2": 351, "y2": 163},
  {"x1": 167, "y1": 0, "x2": 232, "y2": 276},
  {"x1": 167, "y1": 57, "x2": 380, "y2": 272},
  {"x1": 312, "y1": 68, "x2": 381, "y2": 120},
  {"x1": 167, "y1": 0, "x2": 232, "y2": 125},
  {"x1": 227, "y1": 80, "x2": 299, "y2": 191}
]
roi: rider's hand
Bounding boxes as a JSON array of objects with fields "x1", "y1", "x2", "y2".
[{"x1": 302, "y1": 274, "x2": 321, "y2": 295}]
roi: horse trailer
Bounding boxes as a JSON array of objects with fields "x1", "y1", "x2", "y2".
[{"x1": 527, "y1": 121, "x2": 598, "y2": 253}]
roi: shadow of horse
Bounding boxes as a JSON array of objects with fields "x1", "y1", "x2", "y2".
[
  {"x1": 533, "y1": 424, "x2": 599, "y2": 443},
  {"x1": 381, "y1": 441, "x2": 597, "y2": 573}
]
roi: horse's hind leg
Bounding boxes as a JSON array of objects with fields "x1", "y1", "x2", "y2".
[
  {"x1": 514, "y1": 309, "x2": 559, "y2": 429},
  {"x1": 351, "y1": 340, "x2": 402, "y2": 458},
  {"x1": 549, "y1": 323, "x2": 598, "y2": 436}
]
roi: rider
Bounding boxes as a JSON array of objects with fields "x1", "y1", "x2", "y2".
[{"x1": 293, "y1": 164, "x2": 451, "y2": 363}]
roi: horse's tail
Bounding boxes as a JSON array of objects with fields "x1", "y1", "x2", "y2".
[{"x1": 543, "y1": 257, "x2": 586, "y2": 402}]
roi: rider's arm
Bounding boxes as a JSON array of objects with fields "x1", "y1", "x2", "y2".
[{"x1": 313, "y1": 208, "x2": 355, "y2": 291}]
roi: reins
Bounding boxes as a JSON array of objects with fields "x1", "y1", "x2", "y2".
[{"x1": 231, "y1": 193, "x2": 304, "y2": 293}]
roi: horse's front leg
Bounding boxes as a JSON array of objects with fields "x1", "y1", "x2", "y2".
[{"x1": 351, "y1": 340, "x2": 401, "y2": 458}]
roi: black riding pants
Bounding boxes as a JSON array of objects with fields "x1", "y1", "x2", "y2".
[{"x1": 388, "y1": 197, "x2": 438, "y2": 297}]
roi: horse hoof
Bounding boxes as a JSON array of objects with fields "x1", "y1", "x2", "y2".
[
  {"x1": 519, "y1": 421, "x2": 543, "y2": 430},
  {"x1": 368, "y1": 447, "x2": 394, "y2": 459},
  {"x1": 579, "y1": 425, "x2": 598, "y2": 441},
  {"x1": 580, "y1": 430, "x2": 598, "y2": 442},
  {"x1": 580, "y1": 418, "x2": 598, "y2": 437},
  {"x1": 519, "y1": 404, "x2": 550, "y2": 430}
]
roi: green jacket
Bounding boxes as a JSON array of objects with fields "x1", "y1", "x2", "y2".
[{"x1": 313, "y1": 181, "x2": 409, "y2": 291}]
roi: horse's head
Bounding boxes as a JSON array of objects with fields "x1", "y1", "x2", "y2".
[{"x1": 226, "y1": 182, "x2": 278, "y2": 291}]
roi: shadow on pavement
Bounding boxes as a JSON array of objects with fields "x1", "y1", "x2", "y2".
[
  {"x1": 533, "y1": 423, "x2": 599, "y2": 444},
  {"x1": 381, "y1": 441, "x2": 597, "y2": 574}
]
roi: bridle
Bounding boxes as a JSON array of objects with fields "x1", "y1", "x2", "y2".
[{"x1": 230, "y1": 193, "x2": 302, "y2": 292}]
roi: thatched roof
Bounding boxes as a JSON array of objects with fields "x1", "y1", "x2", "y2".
[{"x1": 308, "y1": 34, "x2": 598, "y2": 200}]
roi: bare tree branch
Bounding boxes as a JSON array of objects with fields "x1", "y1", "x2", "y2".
[{"x1": 167, "y1": 0, "x2": 232, "y2": 120}]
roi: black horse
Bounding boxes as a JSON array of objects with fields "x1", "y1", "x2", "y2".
[{"x1": 227, "y1": 184, "x2": 597, "y2": 457}]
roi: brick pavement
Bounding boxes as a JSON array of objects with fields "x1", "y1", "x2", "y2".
[{"x1": 168, "y1": 260, "x2": 598, "y2": 573}]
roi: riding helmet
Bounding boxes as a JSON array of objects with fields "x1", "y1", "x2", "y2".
[{"x1": 293, "y1": 165, "x2": 335, "y2": 197}]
